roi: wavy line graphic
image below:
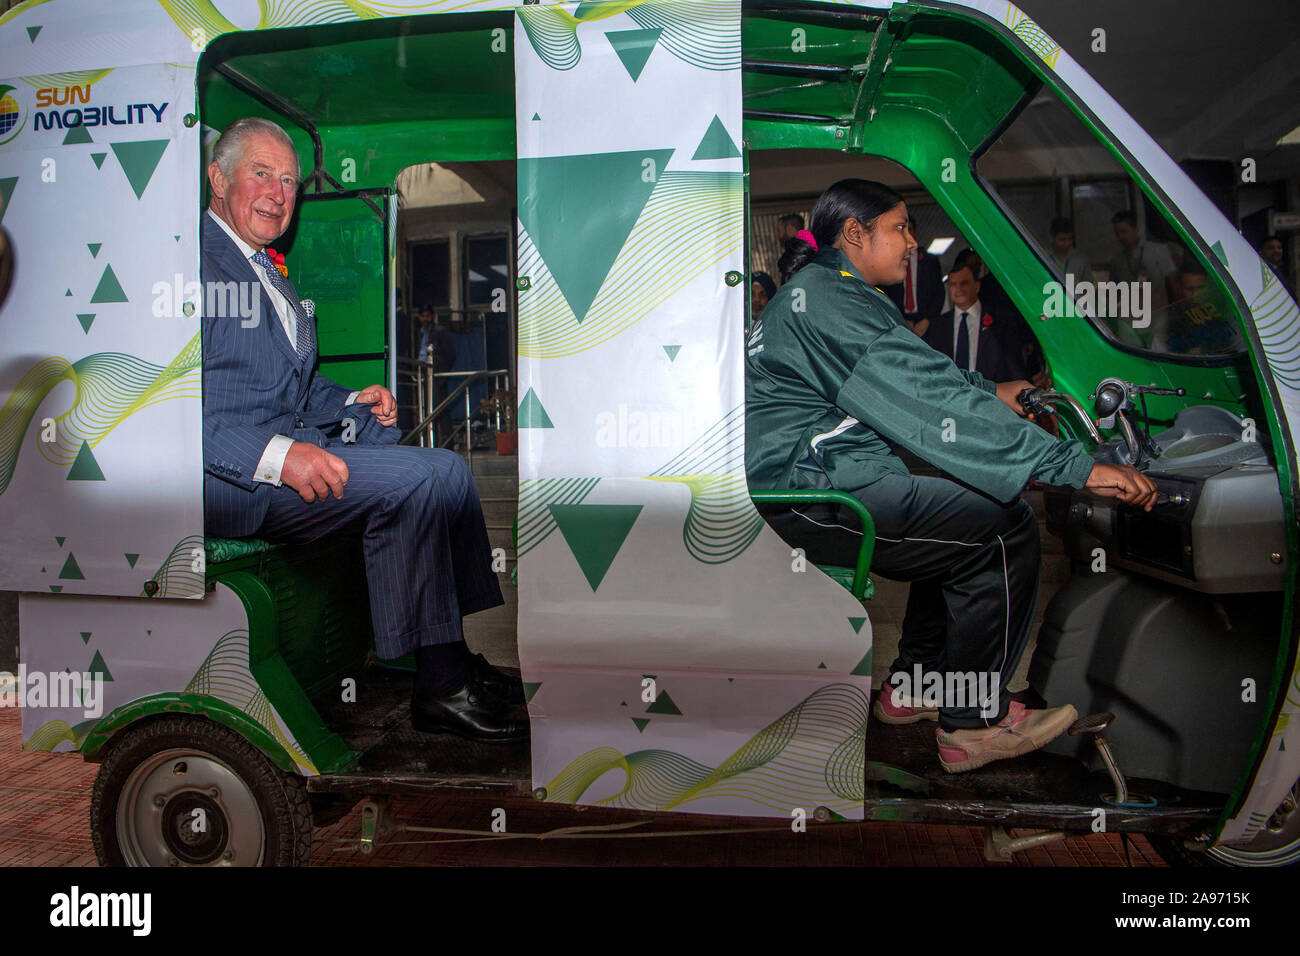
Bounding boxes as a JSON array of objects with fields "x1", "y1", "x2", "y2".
[
  {"x1": 186, "y1": 628, "x2": 318, "y2": 774},
  {"x1": 1251, "y1": 263, "x2": 1300, "y2": 391},
  {"x1": 646, "y1": 405, "x2": 762, "y2": 563},
  {"x1": 517, "y1": 476, "x2": 600, "y2": 556},
  {"x1": 144, "y1": 534, "x2": 207, "y2": 599},
  {"x1": 0, "y1": 333, "x2": 201, "y2": 496},
  {"x1": 545, "y1": 683, "x2": 868, "y2": 812},
  {"x1": 518, "y1": 171, "x2": 743, "y2": 358},
  {"x1": 17, "y1": 69, "x2": 114, "y2": 90}
]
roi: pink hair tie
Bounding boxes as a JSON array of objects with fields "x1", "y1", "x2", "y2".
[{"x1": 796, "y1": 229, "x2": 818, "y2": 251}]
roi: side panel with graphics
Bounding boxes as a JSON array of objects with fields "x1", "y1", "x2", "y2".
[
  {"x1": 0, "y1": 59, "x2": 203, "y2": 597},
  {"x1": 514, "y1": 0, "x2": 872, "y2": 820}
]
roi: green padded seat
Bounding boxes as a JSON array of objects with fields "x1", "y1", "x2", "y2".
[
  {"x1": 204, "y1": 537, "x2": 279, "y2": 565},
  {"x1": 748, "y1": 489, "x2": 876, "y2": 601}
]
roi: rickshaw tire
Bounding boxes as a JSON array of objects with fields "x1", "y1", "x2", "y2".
[{"x1": 90, "y1": 715, "x2": 313, "y2": 867}]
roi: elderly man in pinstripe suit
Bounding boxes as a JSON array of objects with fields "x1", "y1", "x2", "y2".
[{"x1": 201, "y1": 117, "x2": 526, "y2": 742}]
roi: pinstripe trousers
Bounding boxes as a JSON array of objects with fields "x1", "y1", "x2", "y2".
[
  {"x1": 760, "y1": 472, "x2": 1040, "y2": 730},
  {"x1": 255, "y1": 438, "x2": 504, "y2": 659}
]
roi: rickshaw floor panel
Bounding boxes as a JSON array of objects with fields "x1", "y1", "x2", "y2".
[
  {"x1": 307, "y1": 660, "x2": 531, "y2": 798},
  {"x1": 863, "y1": 709, "x2": 1225, "y2": 833}
]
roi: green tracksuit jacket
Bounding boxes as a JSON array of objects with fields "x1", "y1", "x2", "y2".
[{"x1": 745, "y1": 247, "x2": 1095, "y2": 503}]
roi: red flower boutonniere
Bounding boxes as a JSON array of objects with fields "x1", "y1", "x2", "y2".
[
  {"x1": 265, "y1": 247, "x2": 288, "y2": 278},
  {"x1": 981, "y1": 313, "x2": 994, "y2": 328}
]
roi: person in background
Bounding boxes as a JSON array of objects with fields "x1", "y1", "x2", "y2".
[
  {"x1": 884, "y1": 216, "x2": 943, "y2": 337},
  {"x1": 751, "y1": 271, "x2": 777, "y2": 322},
  {"x1": 1259, "y1": 235, "x2": 1293, "y2": 295},
  {"x1": 1164, "y1": 259, "x2": 1241, "y2": 355},
  {"x1": 923, "y1": 262, "x2": 1027, "y2": 383},
  {"x1": 950, "y1": 247, "x2": 1041, "y2": 381},
  {"x1": 777, "y1": 213, "x2": 804, "y2": 244},
  {"x1": 1108, "y1": 209, "x2": 1175, "y2": 309},
  {"x1": 1048, "y1": 217, "x2": 1092, "y2": 285}
]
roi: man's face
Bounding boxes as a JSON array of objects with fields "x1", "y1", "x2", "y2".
[
  {"x1": 751, "y1": 281, "x2": 769, "y2": 316},
  {"x1": 1051, "y1": 231, "x2": 1073, "y2": 258},
  {"x1": 778, "y1": 221, "x2": 797, "y2": 241},
  {"x1": 948, "y1": 266, "x2": 980, "y2": 310},
  {"x1": 1180, "y1": 273, "x2": 1207, "y2": 300},
  {"x1": 207, "y1": 132, "x2": 300, "y2": 250},
  {"x1": 1261, "y1": 238, "x2": 1283, "y2": 266},
  {"x1": 1113, "y1": 219, "x2": 1139, "y2": 250},
  {"x1": 418, "y1": 309, "x2": 434, "y2": 326}
]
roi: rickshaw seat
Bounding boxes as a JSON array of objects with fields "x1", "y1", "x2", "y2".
[
  {"x1": 204, "y1": 536, "x2": 280, "y2": 565},
  {"x1": 749, "y1": 489, "x2": 876, "y2": 601}
]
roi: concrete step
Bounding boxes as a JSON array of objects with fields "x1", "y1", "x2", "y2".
[
  {"x1": 480, "y1": 498, "x2": 517, "y2": 526},
  {"x1": 470, "y1": 453, "x2": 517, "y2": 477},
  {"x1": 472, "y1": 475, "x2": 519, "y2": 499}
]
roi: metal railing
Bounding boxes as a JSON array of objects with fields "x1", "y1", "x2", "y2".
[{"x1": 397, "y1": 352, "x2": 510, "y2": 469}]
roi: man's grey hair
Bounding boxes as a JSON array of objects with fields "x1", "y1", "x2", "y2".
[{"x1": 212, "y1": 117, "x2": 298, "y2": 178}]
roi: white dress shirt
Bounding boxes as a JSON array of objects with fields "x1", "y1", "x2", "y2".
[
  {"x1": 205, "y1": 209, "x2": 357, "y2": 487},
  {"x1": 951, "y1": 300, "x2": 982, "y2": 372}
]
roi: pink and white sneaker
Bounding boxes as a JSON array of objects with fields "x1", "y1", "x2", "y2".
[
  {"x1": 873, "y1": 684, "x2": 940, "y2": 725},
  {"x1": 935, "y1": 700, "x2": 1078, "y2": 773}
]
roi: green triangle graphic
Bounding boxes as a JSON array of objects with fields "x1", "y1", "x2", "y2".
[
  {"x1": 517, "y1": 387, "x2": 554, "y2": 429},
  {"x1": 848, "y1": 616, "x2": 866, "y2": 634},
  {"x1": 818, "y1": 662, "x2": 827, "y2": 669},
  {"x1": 58, "y1": 553, "x2": 85, "y2": 580},
  {"x1": 80, "y1": 631, "x2": 91, "y2": 645},
  {"x1": 87, "y1": 243, "x2": 101, "y2": 258},
  {"x1": 645, "y1": 689, "x2": 682, "y2": 715},
  {"x1": 62, "y1": 123, "x2": 92, "y2": 145},
  {"x1": 68, "y1": 440, "x2": 106, "y2": 480},
  {"x1": 49, "y1": 585, "x2": 63, "y2": 593},
  {"x1": 631, "y1": 718, "x2": 650, "y2": 733},
  {"x1": 27, "y1": 25, "x2": 42, "y2": 42},
  {"x1": 55, "y1": 536, "x2": 65, "y2": 547},
  {"x1": 518, "y1": 149, "x2": 673, "y2": 323},
  {"x1": 110, "y1": 140, "x2": 169, "y2": 199},
  {"x1": 173, "y1": 234, "x2": 180, "y2": 241},
  {"x1": 64, "y1": 289, "x2": 72, "y2": 296},
  {"x1": 663, "y1": 345, "x2": 681, "y2": 361},
  {"x1": 76, "y1": 313, "x2": 95, "y2": 333},
  {"x1": 1210, "y1": 239, "x2": 1228, "y2": 266},
  {"x1": 606, "y1": 27, "x2": 662, "y2": 81},
  {"x1": 91, "y1": 152, "x2": 107, "y2": 169},
  {"x1": 88, "y1": 649, "x2": 114, "y2": 682},
  {"x1": 547, "y1": 503, "x2": 643, "y2": 591},
  {"x1": 851, "y1": 648, "x2": 873, "y2": 677},
  {"x1": 692, "y1": 115, "x2": 741, "y2": 161},
  {"x1": 125, "y1": 553, "x2": 139, "y2": 568},
  {"x1": 1281, "y1": 738, "x2": 1286, "y2": 752},
  {"x1": 531, "y1": 112, "x2": 540, "y2": 121},
  {"x1": 620, "y1": 700, "x2": 627, "y2": 706},
  {"x1": 523, "y1": 681, "x2": 542, "y2": 703},
  {"x1": 0, "y1": 177, "x2": 15, "y2": 223},
  {"x1": 40, "y1": 567, "x2": 46, "y2": 573},
  {"x1": 89, "y1": 264, "x2": 127, "y2": 303}
]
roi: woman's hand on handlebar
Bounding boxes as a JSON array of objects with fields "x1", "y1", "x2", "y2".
[
  {"x1": 1085, "y1": 463, "x2": 1159, "y2": 511},
  {"x1": 996, "y1": 380, "x2": 1035, "y2": 415}
]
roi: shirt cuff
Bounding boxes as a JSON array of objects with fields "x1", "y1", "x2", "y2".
[
  {"x1": 345, "y1": 391, "x2": 360, "y2": 406},
  {"x1": 253, "y1": 434, "x2": 295, "y2": 486}
]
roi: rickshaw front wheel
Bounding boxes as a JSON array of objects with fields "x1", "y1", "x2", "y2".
[
  {"x1": 1154, "y1": 778, "x2": 1300, "y2": 868},
  {"x1": 90, "y1": 716, "x2": 312, "y2": 867}
]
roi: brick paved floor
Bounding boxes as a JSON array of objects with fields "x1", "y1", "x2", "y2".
[{"x1": 0, "y1": 707, "x2": 1168, "y2": 867}]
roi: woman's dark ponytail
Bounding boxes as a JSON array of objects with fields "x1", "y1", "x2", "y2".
[{"x1": 783, "y1": 178, "x2": 906, "y2": 279}]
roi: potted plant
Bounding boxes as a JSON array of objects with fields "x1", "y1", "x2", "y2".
[{"x1": 479, "y1": 388, "x2": 517, "y2": 455}]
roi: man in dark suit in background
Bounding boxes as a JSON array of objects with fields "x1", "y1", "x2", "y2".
[
  {"x1": 201, "y1": 117, "x2": 525, "y2": 742},
  {"x1": 884, "y1": 216, "x2": 943, "y2": 335},
  {"x1": 923, "y1": 262, "x2": 1028, "y2": 383}
]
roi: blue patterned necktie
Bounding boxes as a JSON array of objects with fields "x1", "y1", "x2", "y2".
[
  {"x1": 955, "y1": 311, "x2": 971, "y2": 371},
  {"x1": 251, "y1": 249, "x2": 314, "y2": 363}
]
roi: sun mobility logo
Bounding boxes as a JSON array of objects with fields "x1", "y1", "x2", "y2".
[
  {"x1": 22, "y1": 81, "x2": 169, "y2": 135},
  {"x1": 0, "y1": 84, "x2": 23, "y2": 145}
]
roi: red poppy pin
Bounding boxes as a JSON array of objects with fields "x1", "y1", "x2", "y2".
[
  {"x1": 981, "y1": 313, "x2": 994, "y2": 328},
  {"x1": 265, "y1": 247, "x2": 288, "y2": 277}
]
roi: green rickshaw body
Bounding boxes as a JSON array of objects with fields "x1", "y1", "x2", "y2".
[{"x1": 0, "y1": 0, "x2": 1295, "y2": 853}]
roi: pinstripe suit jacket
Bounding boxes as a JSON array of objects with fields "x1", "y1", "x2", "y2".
[{"x1": 201, "y1": 213, "x2": 360, "y2": 537}]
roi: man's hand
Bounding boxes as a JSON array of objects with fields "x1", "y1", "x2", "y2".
[
  {"x1": 281, "y1": 441, "x2": 350, "y2": 503},
  {"x1": 996, "y1": 379, "x2": 1034, "y2": 415},
  {"x1": 1085, "y1": 463, "x2": 1159, "y2": 511},
  {"x1": 355, "y1": 385, "x2": 397, "y2": 427}
]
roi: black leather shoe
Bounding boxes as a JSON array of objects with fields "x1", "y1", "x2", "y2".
[
  {"x1": 470, "y1": 652, "x2": 527, "y2": 706},
  {"x1": 411, "y1": 674, "x2": 529, "y2": 743}
]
